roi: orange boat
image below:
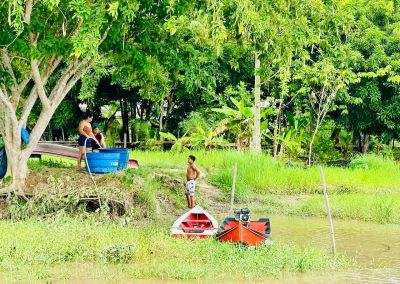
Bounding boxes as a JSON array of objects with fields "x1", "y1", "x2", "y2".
[
  {"x1": 171, "y1": 205, "x2": 218, "y2": 239},
  {"x1": 216, "y1": 208, "x2": 271, "y2": 246}
]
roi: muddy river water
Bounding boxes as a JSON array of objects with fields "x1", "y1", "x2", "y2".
[{"x1": 264, "y1": 215, "x2": 400, "y2": 283}]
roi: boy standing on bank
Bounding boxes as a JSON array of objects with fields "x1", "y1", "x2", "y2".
[{"x1": 185, "y1": 155, "x2": 201, "y2": 208}]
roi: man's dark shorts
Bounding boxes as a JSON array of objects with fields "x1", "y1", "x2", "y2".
[{"x1": 78, "y1": 135, "x2": 91, "y2": 147}]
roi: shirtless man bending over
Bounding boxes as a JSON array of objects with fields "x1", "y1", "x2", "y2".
[
  {"x1": 185, "y1": 155, "x2": 201, "y2": 208},
  {"x1": 77, "y1": 113, "x2": 96, "y2": 171}
]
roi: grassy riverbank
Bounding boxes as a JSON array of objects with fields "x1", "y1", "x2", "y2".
[
  {"x1": 133, "y1": 151, "x2": 400, "y2": 195},
  {"x1": 0, "y1": 219, "x2": 348, "y2": 282},
  {"x1": 131, "y1": 151, "x2": 400, "y2": 224},
  {"x1": 12, "y1": 151, "x2": 400, "y2": 224},
  {"x1": 1, "y1": 151, "x2": 398, "y2": 281}
]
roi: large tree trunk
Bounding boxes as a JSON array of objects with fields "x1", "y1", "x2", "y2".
[
  {"x1": 119, "y1": 99, "x2": 130, "y2": 143},
  {"x1": 251, "y1": 51, "x2": 262, "y2": 153},
  {"x1": 159, "y1": 100, "x2": 164, "y2": 131},
  {"x1": 395, "y1": 0, "x2": 399, "y2": 14},
  {"x1": 273, "y1": 102, "x2": 283, "y2": 159},
  {"x1": 308, "y1": 116, "x2": 321, "y2": 167},
  {"x1": 130, "y1": 101, "x2": 136, "y2": 143},
  {"x1": 362, "y1": 133, "x2": 370, "y2": 153},
  {"x1": 1, "y1": 111, "x2": 29, "y2": 195},
  {"x1": 164, "y1": 91, "x2": 174, "y2": 131},
  {"x1": 6, "y1": 149, "x2": 29, "y2": 195},
  {"x1": 330, "y1": 127, "x2": 341, "y2": 149},
  {"x1": 0, "y1": 102, "x2": 63, "y2": 194}
]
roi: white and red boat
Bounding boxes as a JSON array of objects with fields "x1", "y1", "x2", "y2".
[{"x1": 171, "y1": 205, "x2": 218, "y2": 239}]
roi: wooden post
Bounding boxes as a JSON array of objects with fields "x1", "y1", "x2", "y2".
[
  {"x1": 230, "y1": 163, "x2": 238, "y2": 212},
  {"x1": 319, "y1": 166, "x2": 337, "y2": 254},
  {"x1": 123, "y1": 133, "x2": 127, "y2": 148}
]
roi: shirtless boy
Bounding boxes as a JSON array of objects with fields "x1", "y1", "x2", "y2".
[
  {"x1": 185, "y1": 155, "x2": 201, "y2": 208},
  {"x1": 77, "y1": 113, "x2": 96, "y2": 171}
]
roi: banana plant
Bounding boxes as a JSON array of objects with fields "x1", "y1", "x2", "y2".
[
  {"x1": 275, "y1": 112, "x2": 310, "y2": 159},
  {"x1": 212, "y1": 97, "x2": 254, "y2": 150},
  {"x1": 159, "y1": 127, "x2": 226, "y2": 151},
  {"x1": 159, "y1": 132, "x2": 190, "y2": 152},
  {"x1": 190, "y1": 127, "x2": 227, "y2": 149}
]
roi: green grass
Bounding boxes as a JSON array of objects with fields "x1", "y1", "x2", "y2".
[
  {"x1": 246, "y1": 193, "x2": 400, "y2": 224},
  {"x1": 132, "y1": 151, "x2": 400, "y2": 195},
  {"x1": 0, "y1": 219, "x2": 349, "y2": 282},
  {"x1": 289, "y1": 193, "x2": 400, "y2": 224}
]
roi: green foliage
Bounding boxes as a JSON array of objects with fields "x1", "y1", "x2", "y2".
[
  {"x1": 131, "y1": 119, "x2": 151, "y2": 142},
  {"x1": 179, "y1": 112, "x2": 212, "y2": 135},
  {"x1": 160, "y1": 128, "x2": 227, "y2": 152}
]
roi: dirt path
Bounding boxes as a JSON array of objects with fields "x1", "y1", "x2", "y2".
[
  {"x1": 197, "y1": 180, "x2": 229, "y2": 214},
  {"x1": 157, "y1": 167, "x2": 229, "y2": 214}
]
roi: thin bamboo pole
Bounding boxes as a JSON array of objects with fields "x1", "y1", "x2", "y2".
[
  {"x1": 230, "y1": 163, "x2": 238, "y2": 212},
  {"x1": 319, "y1": 166, "x2": 337, "y2": 254}
]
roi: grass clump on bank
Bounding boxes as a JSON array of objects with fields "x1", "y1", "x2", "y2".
[{"x1": 0, "y1": 219, "x2": 349, "y2": 282}]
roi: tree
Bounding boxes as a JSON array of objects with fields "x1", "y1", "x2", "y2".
[
  {"x1": 337, "y1": 0, "x2": 400, "y2": 152},
  {"x1": 297, "y1": 59, "x2": 357, "y2": 166},
  {"x1": 0, "y1": 1, "x2": 132, "y2": 193},
  {"x1": 220, "y1": 0, "x2": 330, "y2": 153},
  {"x1": 79, "y1": 0, "x2": 224, "y2": 145}
]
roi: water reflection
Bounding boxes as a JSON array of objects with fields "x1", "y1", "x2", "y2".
[{"x1": 259, "y1": 214, "x2": 400, "y2": 283}]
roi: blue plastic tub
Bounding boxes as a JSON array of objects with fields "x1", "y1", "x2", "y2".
[
  {"x1": 86, "y1": 152, "x2": 120, "y2": 173},
  {"x1": 99, "y1": 148, "x2": 129, "y2": 170}
]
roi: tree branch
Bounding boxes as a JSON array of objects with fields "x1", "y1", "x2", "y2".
[
  {"x1": 64, "y1": 59, "x2": 94, "y2": 94},
  {"x1": 31, "y1": 59, "x2": 51, "y2": 110},
  {"x1": 1, "y1": 48, "x2": 17, "y2": 86},
  {"x1": 23, "y1": 108, "x2": 53, "y2": 156},
  {"x1": 48, "y1": 59, "x2": 81, "y2": 102},
  {"x1": 19, "y1": 89, "x2": 37, "y2": 127},
  {"x1": 20, "y1": 56, "x2": 63, "y2": 125},
  {"x1": 70, "y1": 20, "x2": 82, "y2": 38},
  {"x1": 11, "y1": 72, "x2": 32, "y2": 108},
  {"x1": 52, "y1": 59, "x2": 94, "y2": 109},
  {"x1": 99, "y1": 21, "x2": 114, "y2": 45},
  {"x1": 0, "y1": 87, "x2": 18, "y2": 127},
  {"x1": 24, "y1": 0, "x2": 34, "y2": 24}
]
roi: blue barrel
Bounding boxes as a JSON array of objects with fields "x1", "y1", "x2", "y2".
[
  {"x1": 99, "y1": 148, "x2": 129, "y2": 170},
  {"x1": 86, "y1": 152, "x2": 120, "y2": 173}
]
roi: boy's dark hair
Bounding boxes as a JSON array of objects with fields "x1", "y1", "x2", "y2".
[
  {"x1": 83, "y1": 112, "x2": 93, "y2": 119},
  {"x1": 189, "y1": 155, "x2": 196, "y2": 162}
]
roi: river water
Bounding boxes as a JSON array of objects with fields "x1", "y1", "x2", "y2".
[{"x1": 266, "y1": 215, "x2": 400, "y2": 283}]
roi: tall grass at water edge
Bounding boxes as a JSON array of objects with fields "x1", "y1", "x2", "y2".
[
  {"x1": 0, "y1": 219, "x2": 348, "y2": 281},
  {"x1": 132, "y1": 151, "x2": 400, "y2": 196},
  {"x1": 256, "y1": 193, "x2": 400, "y2": 224}
]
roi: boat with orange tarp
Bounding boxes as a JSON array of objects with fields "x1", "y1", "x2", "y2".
[{"x1": 216, "y1": 208, "x2": 271, "y2": 246}]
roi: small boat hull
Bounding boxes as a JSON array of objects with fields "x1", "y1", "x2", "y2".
[
  {"x1": 171, "y1": 205, "x2": 218, "y2": 239},
  {"x1": 216, "y1": 218, "x2": 271, "y2": 246}
]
